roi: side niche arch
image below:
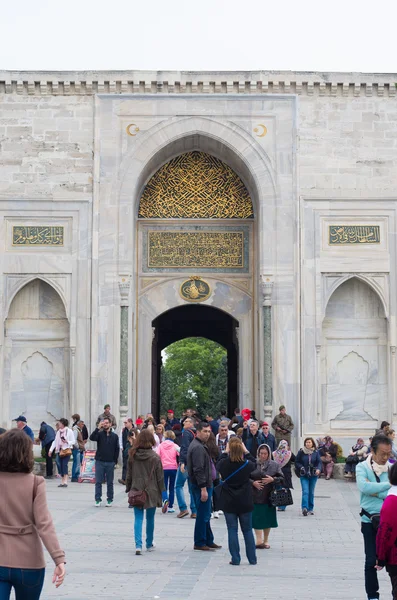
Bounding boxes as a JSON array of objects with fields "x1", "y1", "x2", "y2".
[
  {"x1": 322, "y1": 277, "x2": 388, "y2": 427},
  {"x1": 138, "y1": 151, "x2": 254, "y2": 219},
  {"x1": 4, "y1": 278, "x2": 70, "y2": 431}
]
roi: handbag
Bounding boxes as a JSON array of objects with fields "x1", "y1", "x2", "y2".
[
  {"x1": 360, "y1": 508, "x2": 380, "y2": 531},
  {"x1": 128, "y1": 462, "x2": 156, "y2": 508},
  {"x1": 59, "y1": 447, "x2": 72, "y2": 457},
  {"x1": 269, "y1": 486, "x2": 294, "y2": 507}
]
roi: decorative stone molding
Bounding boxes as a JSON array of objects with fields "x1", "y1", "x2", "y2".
[
  {"x1": 0, "y1": 71, "x2": 395, "y2": 97},
  {"x1": 261, "y1": 276, "x2": 273, "y2": 307},
  {"x1": 322, "y1": 273, "x2": 389, "y2": 320}
]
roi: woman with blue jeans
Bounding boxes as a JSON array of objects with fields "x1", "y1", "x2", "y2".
[
  {"x1": 217, "y1": 437, "x2": 257, "y2": 565},
  {"x1": 0, "y1": 429, "x2": 65, "y2": 598},
  {"x1": 125, "y1": 429, "x2": 165, "y2": 555},
  {"x1": 48, "y1": 418, "x2": 75, "y2": 488},
  {"x1": 295, "y1": 437, "x2": 322, "y2": 516}
]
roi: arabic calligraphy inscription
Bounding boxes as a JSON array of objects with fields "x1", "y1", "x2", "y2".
[
  {"x1": 148, "y1": 231, "x2": 244, "y2": 269},
  {"x1": 329, "y1": 225, "x2": 380, "y2": 245},
  {"x1": 13, "y1": 226, "x2": 64, "y2": 246}
]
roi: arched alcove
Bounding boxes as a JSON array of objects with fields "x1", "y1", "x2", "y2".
[
  {"x1": 4, "y1": 279, "x2": 70, "y2": 431},
  {"x1": 322, "y1": 277, "x2": 388, "y2": 427}
]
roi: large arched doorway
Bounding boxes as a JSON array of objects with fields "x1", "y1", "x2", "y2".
[
  {"x1": 152, "y1": 305, "x2": 238, "y2": 419},
  {"x1": 135, "y1": 148, "x2": 257, "y2": 419}
]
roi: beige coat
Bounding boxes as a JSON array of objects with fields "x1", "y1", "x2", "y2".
[{"x1": 0, "y1": 472, "x2": 65, "y2": 569}]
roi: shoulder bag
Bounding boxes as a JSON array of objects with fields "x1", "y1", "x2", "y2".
[
  {"x1": 213, "y1": 460, "x2": 249, "y2": 507},
  {"x1": 128, "y1": 461, "x2": 156, "y2": 508}
]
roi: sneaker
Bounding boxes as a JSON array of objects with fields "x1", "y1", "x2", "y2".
[
  {"x1": 106, "y1": 500, "x2": 113, "y2": 508},
  {"x1": 95, "y1": 500, "x2": 102, "y2": 507},
  {"x1": 162, "y1": 499, "x2": 169, "y2": 514},
  {"x1": 308, "y1": 511, "x2": 314, "y2": 515},
  {"x1": 167, "y1": 507, "x2": 175, "y2": 513},
  {"x1": 302, "y1": 508, "x2": 308, "y2": 516},
  {"x1": 190, "y1": 513, "x2": 197, "y2": 519},
  {"x1": 213, "y1": 511, "x2": 219, "y2": 519},
  {"x1": 118, "y1": 479, "x2": 126, "y2": 485},
  {"x1": 136, "y1": 549, "x2": 142, "y2": 555},
  {"x1": 177, "y1": 510, "x2": 189, "y2": 518},
  {"x1": 147, "y1": 542, "x2": 156, "y2": 552},
  {"x1": 217, "y1": 510, "x2": 223, "y2": 515}
]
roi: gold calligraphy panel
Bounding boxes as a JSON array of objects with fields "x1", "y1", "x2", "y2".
[
  {"x1": 329, "y1": 225, "x2": 380, "y2": 245},
  {"x1": 148, "y1": 231, "x2": 244, "y2": 268},
  {"x1": 12, "y1": 226, "x2": 64, "y2": 246},
  {"x1": 138, "y1": 152, "x2": 254, "y2": 219}
]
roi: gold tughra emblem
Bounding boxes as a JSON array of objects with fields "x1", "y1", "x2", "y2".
[{"x1": 180, "y1": 276, "x2": 211, "y2": 303}]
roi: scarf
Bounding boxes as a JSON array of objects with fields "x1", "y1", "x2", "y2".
[
  {"x1": 273, "y1": 440, "x2": 292, "y2": 468},
  {"x1": 302, "y1": 446, "x2": 314, "y2": 455},
  {"x1": 257, "y1": 443, "x2": 272, "y2": 473},
  {"x1": 365, "y1": 454, "x2": 389, "y2": 477}
]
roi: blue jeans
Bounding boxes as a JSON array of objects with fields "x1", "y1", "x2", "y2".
[
  {"x1": 133, "y1": 507, "x2": 156, "y2": 550},
  {"x1": 175, "y1": 467, "x2": 196, "y2": 512},
  {"x1": 191, "y1": 484, "x2": 214, "y2": 548},
  {"x1": 224, "y1": 512, "x2": 256, "y2": 565},
  {"x1": 72, "y1": 447, "x2": 81, "y2": 479},
  {"x1": 300, "y1": 476, "x2": 318, "y2": 511},
  {"x1": 163, "y1": 469, "x2": 177, "y2": 508},
  {"x1": 0, "y1": 566, "x2": 45, "y2": 599},
  {"x1": 95, "y1": 461, "x2": 114, "y2": 502}
]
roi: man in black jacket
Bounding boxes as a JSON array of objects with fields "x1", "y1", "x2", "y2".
[
  {"x1": 90, "y1": 417, "x2": 119, "y2": 507},
  {"x1": 118, "y1": 418, "x2": 135, "y2": 485},
  {"x1": 175, "y1": 418, "x2": 197, "y2": 518},
  {"x1": 187, "y1": 421, "x2": 221, "y2": 551}
]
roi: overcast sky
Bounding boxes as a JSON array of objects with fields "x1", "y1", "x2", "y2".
[{"x1": 2, "y1": 0, "x2": 396, "y2": 73}]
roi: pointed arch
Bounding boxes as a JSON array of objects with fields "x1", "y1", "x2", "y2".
[
  {"x1": 324, "y1": 274, "x2": 388, "y2": 319},
  {"x1": 5, "y1": 275, "x2": 68, "y2": 321}
]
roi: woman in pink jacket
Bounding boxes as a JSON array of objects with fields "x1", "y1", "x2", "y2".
[
  {"x1": 156, "y1": 430, "x2": 180, "y2": 513},
  {"x1": 376, "y1": 461, "x2": 397, "y2": 598}
]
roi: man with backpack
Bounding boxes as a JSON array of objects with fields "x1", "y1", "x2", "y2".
[{"x1": 175, "y1": 417, "x2": 197, "y2": 518}]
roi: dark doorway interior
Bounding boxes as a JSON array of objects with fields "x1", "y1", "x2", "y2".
[{"x1": 152, "y1": 305, "x2": 239, "y2": 420}]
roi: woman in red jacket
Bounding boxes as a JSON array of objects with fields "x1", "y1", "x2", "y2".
[{"x1": 376, "y1": 461, "x2": 397, "y2": 598}]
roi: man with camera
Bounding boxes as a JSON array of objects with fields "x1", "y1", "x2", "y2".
[{"x1": 90, "y1": 417, "x2": 120, "y2": 507}]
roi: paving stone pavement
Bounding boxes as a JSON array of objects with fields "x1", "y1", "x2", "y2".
[{"x1": 31, "y1": 475, "x2": 392, "y2": 600}]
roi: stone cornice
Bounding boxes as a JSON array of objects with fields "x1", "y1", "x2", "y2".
[{"x1": 0, "y1": 70, "x2": 396, "y2": 97}]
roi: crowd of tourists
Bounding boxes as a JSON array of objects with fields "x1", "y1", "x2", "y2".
[{"x1": 2, "y1": 407, "x2": 397, "y2": 598}]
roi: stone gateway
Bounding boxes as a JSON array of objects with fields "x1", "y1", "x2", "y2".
[{"x1": 1, "y1": 70, "x2": 396, "y2": 452}]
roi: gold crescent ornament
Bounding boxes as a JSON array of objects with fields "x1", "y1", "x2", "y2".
[
  {"x1": 126, "y1": 124, "x2": 140, "y2": 136},
  {"x1": 253, "y1": 124, "x2": 267, "y2": 138}
]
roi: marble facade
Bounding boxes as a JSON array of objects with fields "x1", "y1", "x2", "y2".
[{"x1": 1, "y1": 70, "x2": 397, "y2": 452}]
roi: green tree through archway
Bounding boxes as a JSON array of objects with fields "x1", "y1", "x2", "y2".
[{"x1": 160, "y1": 337, "x2": 227, "y2": 418}]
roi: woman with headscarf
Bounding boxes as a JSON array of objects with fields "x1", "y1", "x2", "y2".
[
  {"x1": 272, "y1": 440, "x2": 295, "y2": 512},
  {"x1": 250, "y1": 444, "x2": 284, "y2": 549},
  {"x1": 344, "y1": 438, "x2": 369, "y2": 478}
]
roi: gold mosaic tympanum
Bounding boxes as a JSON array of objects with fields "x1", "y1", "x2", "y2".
[{"x1": 138, "y1": 151, "x2": 254, "y2": 219}]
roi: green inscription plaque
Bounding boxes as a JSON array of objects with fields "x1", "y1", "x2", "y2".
[
  {"x1": 329, "y1": 225, "x2": 380, "y2": 245},
  {"x1": 13, "y1": 226, "x2": 64, "y2": 246}
]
